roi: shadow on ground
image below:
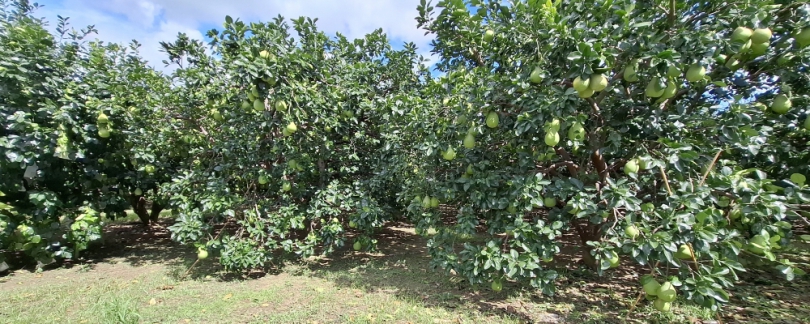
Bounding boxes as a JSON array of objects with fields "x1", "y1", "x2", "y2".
[{"x1": 3, "y1": 218, "x2": 809, "y2": 324}]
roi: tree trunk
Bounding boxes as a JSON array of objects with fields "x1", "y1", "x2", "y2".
[
  {"x1": 129, "y1": 195, "x2": 150, "y2": 225},
  {"x1": 149, "y1": 201, "x2": 164, "y2": 224}
]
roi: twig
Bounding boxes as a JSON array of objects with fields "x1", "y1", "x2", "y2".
[
  {"x1": 659, "y1": 166, "x2": 673, "y2": 196},
  {"x1": 699, "y1": 149, "x2": 723, "y2": 186}
]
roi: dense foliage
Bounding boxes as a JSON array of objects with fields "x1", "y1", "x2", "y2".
[
  {"x1": 2, "y1": 0, "x2": 809, "y2": 315},
  {"x1": 404, "y1": 0, "x2": 810, "y2": 311}
]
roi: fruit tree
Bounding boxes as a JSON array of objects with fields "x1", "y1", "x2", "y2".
[{"x1": 405, "y1": 0, "x2": 810, "y2": 311}]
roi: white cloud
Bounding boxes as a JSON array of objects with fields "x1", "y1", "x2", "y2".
[{"x1": 36, "y1": 0, "x2": 439, "y2": 73}]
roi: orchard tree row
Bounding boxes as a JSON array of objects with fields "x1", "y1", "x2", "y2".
[{"x1": 2, "y1": 0, "x2": 810, "y2": 315}]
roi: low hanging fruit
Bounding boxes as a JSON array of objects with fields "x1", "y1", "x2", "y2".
[
  {"x1": 770, "y1": 94, "x2": 791, "y2": 114},
  {"x1": 750, "y1": 42, "x2": 769, "y2": 56},
  {"x1": 253, "y1": 99, "x2": 264, "y2": 112},
  {"x1": 589, "y1": 74, "x2": 608, "y2": 92},
  {"x1": 544, "y1": 131, "x2": 560, "y2": 147},
  {"x1": 285, "y1": 122, "x2": 298, "y2": 135},
  {"x1": 491, "y1": 280, "x2": 503, "y2": 292},
  {"x1": 804, "y1": 117, "x2": 810, "y2": 131},
  {"x1": 259, "y1": 175, "x2": 268, "y2": 185},
  {"x1": 275, "y1": 100, "x2": 288, "y2": 111},
  {"x1": 98, "y1": 128, "x2": 111, "y2": 138},
  {"x1": 567, "y1": 122, "x2": 585, "y2": 141},
  {"x1": 751, "y1": 28, "x2": 772, "y2": 44},
  {"x1": 463, "y1": 133, "x2": 475, "y2": 149},
  {"x1": 578, "y1": 89, "x2": 595, "y2": 98},
  {"x1": 430, "y1": 197, "x2": 439, "y2": 208},
  {"x1": 624, "y1": 159, "x2": 639, "y2": 174},
  {"x1": 211, "y1": 109, "x2": 223, "y2": 121},
  {"x1": 282, "y1": 182, "x2": 292, "y2": 192},
  {"x1": 654, "y1": 299, "x2": 672, "y2": 312},
  {"x1": 486, "y1": 111, "x2": 499, "y2": 128},
  {"x1": 483, "y1": 29, "x2": 495, "y2": 42},
  {"x1": 144, "y1": 164, "x2": 156, "y2": 174},
  {"x1": 573, "y1": 76, "x2": 590, "y2": 92},
  {"x1": 660, "y1": 81, "x2": 678, "y2": 99},
  {"x1": 529, "y1": 66, "x2": 543, "y2": 84},
  {"x1": 97, "y1": 112, "x2": 109, "y2": 124},
  {"x1": 134, "y1": 188, "x2": 143, "y2": 196},
  {"x1": 731, "y1": 26, "x2": 753, "y2": 43},
  {"x1": 645, "y1": 78, "x2": 665, "y2": 98},
  {"x1": 548, "y1": 119, "x2": 561, "y2": 132},
  {"x1": 643, "y1": 279, "x2": 661, "y2": 296},
  {"x1": 353, "y1": 241, "x2": 362, "y2": 251},
  {"x1": 623, "y1": 66, "x2": 638, "y2": 82},
  {"x1": 625, "y1": 225, "x2": 639, "y2": 239},
  {"x1": 442, "y1": 147, "x2": 457, "y2": 161},
  {"x1": 675, "y1": 244, "x2": 693, "y2": 260},
  {"x1": 608, "y1": 253, "x2": 620, "y2": 268},
  {"x1": 685, "y1": 64, "x2": 706, "y2": 82},
  {"x1": 543, "y1": 197, "x2": 556, "y2": 208},
  {"x1": 197, "y1": 248, "x2": 209, "y2": 260},
  {"x1": 241, "y1": 100, "x2": 252, "y2": 112},
  {"x1": 657, "y1": 282, "x2": 677, "y2": 302},
  {"x1": 667, "y1": 65, "x2": 681, "y2": 78}
]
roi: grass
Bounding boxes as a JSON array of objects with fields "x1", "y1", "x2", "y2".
[{"x1": 0, "y1": 220, "x2": 808, "y2": 324}]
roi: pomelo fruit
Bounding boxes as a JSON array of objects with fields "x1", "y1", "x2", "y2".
[
  {"x1": 625, "y1": 225, "x2": 639, "y2": 239},
  {"x1": 259, "y1": 175, "x2": 268, "y2": 185},
  {"x1": 463, "y1": 133, "x2": 475, "y2": 149},
  {"x1": 430, "y1": 197, "x2": 439, "y2": 208},
  {"x1": 98, "y1": 128, "x2": 110, "y2": 138},
  {"x1": 573, "y1": 76, "x2": 590, "y2": 92},
  {"x1": 529, "y1": 66, "x2": 543, "y2": 84},
  {"x1": 750, "y1": 42, "x2": 769, "y2": 56},
  {"x1": 657, "y1": 282, "x2": 676, "y2": 302},
  {"x1": 771, "y1": 94, "x2": 791, "y2": 114},
  {"x1": 353, "y1": 241, "x2": 362, "y2": 251},
  {"x1": 589, "y1": 74, "x2": 608, "y2": 91},
  {"x1": 544, "y1": 131, "x2": 560, "y2": 147},
  {"x1": 97, "y1": 113, "x2": 109, "y2": 124},
  {"x1": 491, "y1": 280, "x2": 503, "y2": 292},
  {"x1": 578, "y1": 89, "x2": 595, "y2": 98},
  {"x1": 624, "y1": 159, "x2": 639, "y2": 175},
  {"x1": 623, "y1": 66, "x2": 638, "y2": 82},
  {"x1": 253, "y1": 99, "x2": 265, "y2": 112},
  {"x1": 197, "y1": 249, "x2": 209, "y2": 260},
  {"x1": 731, "y1": 26, "x2": 753, "y2": 43},
  {"x1": 543, "y1": 197, "x2": 556, "y2": 208},
  {"x1": 567, "y1": 122, "x2": 585, "y2": 141},
  {"x1": 643, "y1": 279, "x2": 661, "y2": 296},
  {"x1": 607, "y1": 253, "x2": 620, "y2": 268},
  {"x1": 442, "y1": 147, "x2": 457, "y2": 161},
  {"x1": 685, "y1": 64, "x2": 706, "y2": 82},
  {"x1": 654, "y1": 299, "x2": 672, "y2": 312},
  {"x1": 660, "y1": 81, "x2": 678, "y2": 99},
  {"x1": 645, "y1": 78, "x2": 665, "y2": 97},
  {"x1": 751, "y1": 28, "x2": 772, "y2": 44},
  {"x1": 282, "y1": 182, "x2": 292, "y2": 192},
  {"x1": 422, "y1": 196, "x2": 431, "y2": 209},
  {"x1": 675, "y1": 244, "x2": 693, "y2": 260},
  {"x1": 483, "y1": 29, "x2": 495, "y2": 42},
  {"x1": 486, "y1": 111, "x2": 499, "y2": 128}
]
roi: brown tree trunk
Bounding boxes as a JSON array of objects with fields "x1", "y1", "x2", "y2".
[
  {"x1": 129, "y1": 195, "x2": 150, "y2": 225},
  {"x1": 149, "y1": 201, "x2": 164, "y2": 224}
]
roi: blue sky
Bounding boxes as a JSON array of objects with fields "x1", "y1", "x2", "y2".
[{"x1": 34, "y1": 0, "x2": 438, "y2": 73}]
